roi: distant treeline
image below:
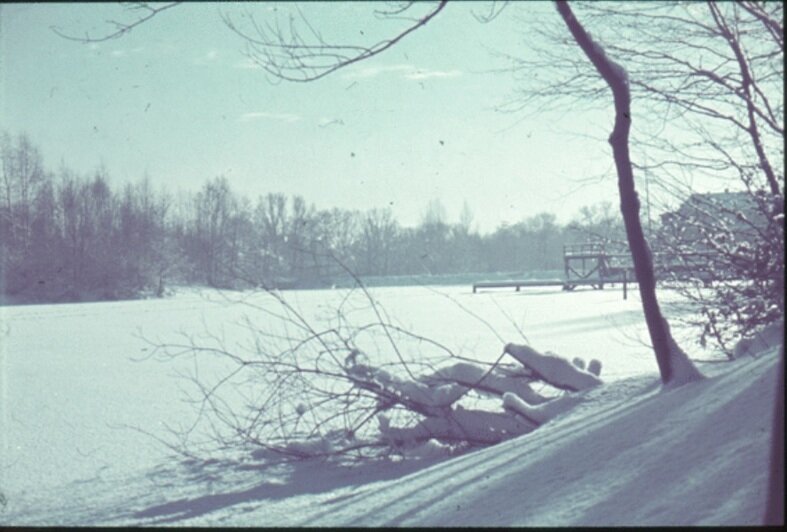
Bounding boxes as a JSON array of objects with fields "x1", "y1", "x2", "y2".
[{"x1": 0, "y1": 131, "x2": 626, "y2": 303}]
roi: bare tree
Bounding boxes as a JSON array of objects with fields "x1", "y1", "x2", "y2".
[
  {"x1": 554, "y1": 2, "x2": 702, "y2": 385},
  {"x1": 566, "y1": 201, "x2": 628, "y2": 253},
  {"x1": 0, "y1": 132, "x2": 46, "y2": 283},
  {"x1": 286, "y1": 195, "x2": 315, "y2": 282},
  {"x1": 502, "y1": 2, "x2": 783, "y2": 196},
  {"x1": 253, "y1": 192, "x2": 289, "y2": 283},
  {"x1": 359, "y1": 208, "x2": 399, "y2": 276},
  {"x1": 499, "y1": 2, "x2": 783, "y2": 357},
  {"x1": 188, "y1": 177, "x2": 238, "y2": 287},
  {"x1": 315, "y1": 207, "x2": 362, "y2": 271}
]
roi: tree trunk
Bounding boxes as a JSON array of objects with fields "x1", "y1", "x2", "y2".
[
  {"x1": 764, "y1": 345, "x2": 785, "y2": 525},
  {"x1": 555, "y1": 1, "x2": 701, "y2": 385}
]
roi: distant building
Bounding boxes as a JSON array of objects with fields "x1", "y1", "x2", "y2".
[{"x1": 659, "y1": 190, "x2": 767, "y2": 251}]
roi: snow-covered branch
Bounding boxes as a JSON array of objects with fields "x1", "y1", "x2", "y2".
[
  {"x1": 504, "y1": 343, "x2": 602, "y2": 391},
  {"x1": 150, "y1": 277, "x2": 608, "y2": 462}
]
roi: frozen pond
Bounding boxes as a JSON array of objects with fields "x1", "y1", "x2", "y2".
[{"x1": 0, "y1": 283, "x2": 709, "y2": 518}]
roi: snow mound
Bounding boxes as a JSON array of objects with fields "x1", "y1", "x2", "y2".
[
  {"x1": 503, "y1": 391, "x2": 584, "y2": 425},
  {"x1": 733, "y1": 319, "x2": 784, "y2": 358},
  {"x1": 663, "y1": 318, "x2": 705, "y2": 388},
  {"x1": 380, "y1": 407, "x2": 537, "y2": 447}
]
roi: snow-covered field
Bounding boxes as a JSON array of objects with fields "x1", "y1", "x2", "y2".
[{"x1": 0, "y1": 284, "x2": 780, "y2": 525}]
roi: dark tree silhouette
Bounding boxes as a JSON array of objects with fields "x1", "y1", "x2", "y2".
[
  {"x1": 554, "y1": 1, "x2": 701, "y2": 385},
  {"x1": 764, "y1": 346, "x2": 784, "y2": 525}
]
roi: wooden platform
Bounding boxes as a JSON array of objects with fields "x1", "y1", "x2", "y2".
[
  {"x1": 472, "y1": 278, "x2": 614, "y2": 293},
  {"x1": 472, "y1": 243, "x2": 717, "y2": 295}
]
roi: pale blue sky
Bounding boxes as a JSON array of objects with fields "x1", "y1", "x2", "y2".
[{"x1": 1, "y1": 2, "x2": 622, "y2": 232}]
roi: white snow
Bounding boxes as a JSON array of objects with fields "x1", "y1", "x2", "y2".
[
  {"x1": 420, "y1": 362, "x2": 549, "y2": 404},
  {"x1": 349, "y1": 362, "x2": 467, "y2": 412},
  {"x1": 504, "y1": 343, "x2": 603, "y2": 390},
  {"x1": 502, "y1": 391, "x2": 584, "y2": 425},
  {"x1": 380, "y1": 406, "x2": 537, "y2": 447},
  {"x1": 733, "y1": 319, "x2": 784, "y2": 358},
  {"x1": 663, "y1": 317, "x2": 705, "y2": 387},
  {"x1": 587, "y1": 358, "x2": 602, "y2": 376},
  {"x1": 0, "y1": 284, "x2": 780, "y2": 526}
]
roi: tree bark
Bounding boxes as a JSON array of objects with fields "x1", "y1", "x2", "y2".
[
  {"x1": 555, "y1": 1, "x2": 700, "y2": 385},
  {"x1": 764, "y1": 345, "x2": 785, "y2": 525}
]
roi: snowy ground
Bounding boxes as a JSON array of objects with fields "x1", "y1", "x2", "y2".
[{"x1": 0, "y1": 284, "x2": 779, "y2": 525}]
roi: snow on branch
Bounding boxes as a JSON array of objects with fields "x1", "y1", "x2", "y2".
[
  {"x1": 504, "y1": 343, "x2": 603, "y2": 391},
  {"x1": 152, "y1": 282, "x2": 607, "y2": 463},
  {"x1": 419, "y1": 362, "x2": 551, "y2": 405},
  {"x1": 346, "y1": 360, "x2": 467, "y2": 417}
]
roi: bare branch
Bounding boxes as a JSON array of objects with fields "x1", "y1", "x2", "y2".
[
  {"x1": 51, "y1": 2, "x2": 181, "y2": 42},
  {"x1": 738, "y1": 0, "x2": 784, "y2": 51},
  {"x1": 472, "y1": 1, "x2": 510, "y2": 24},
  {"x1": 221, "y1": 1, "x2": 447, "y2": 82}
]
